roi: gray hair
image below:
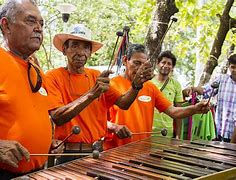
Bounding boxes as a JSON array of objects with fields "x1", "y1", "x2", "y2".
[
  {"x1": 0, "y1": 0, "x2": 37, "y2": 23},
  {"x1": 126, "y1": 43, "x2": 146, "y2": 60}
]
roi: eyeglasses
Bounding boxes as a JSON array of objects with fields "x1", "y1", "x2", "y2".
[
  {"x1": 27, "y1": 61, "x2": 42, "y2": 93},
  {"x1": 2, "y1": 46, "x2": 42, "y2": 93}
]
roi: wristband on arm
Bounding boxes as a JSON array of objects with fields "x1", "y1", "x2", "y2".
[{"x1": 131, "y1": 81, "x2": 143, "y2": 90}]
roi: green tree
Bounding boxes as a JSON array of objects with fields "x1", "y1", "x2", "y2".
[
  {"x1": 198, "y1": 0, "x2": 236, "y2": 85},
  {"x1": 163, "y1": 0, "x2": 235, "y2": 85},
  {"x1": 37, "y1": 0, "x2": 155, "y2": 71},
  {"x1": 1, "y1": 0, "x2": 234, "y2": 85}
]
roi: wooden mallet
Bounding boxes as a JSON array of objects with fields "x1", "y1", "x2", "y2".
[
  {"x1": 132, "y1": 128, "x2": 167, "y2": 136},
  {"x1": 201, "y1": 81, "x2": 219, "y2": 117},
  {"x1": 53, "y1": 126, "x2": 80, "y2": 149},
  {"x1": 30, "y1": 150, "x2": 100, "y2": 159}
]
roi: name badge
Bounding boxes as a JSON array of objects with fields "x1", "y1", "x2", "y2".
[
  {"x1": 138, "y1": 95, "x2": 151, "y2": 102},
  {"x1": 39, "y1": 87, "x2": 48, "y2": 96}
]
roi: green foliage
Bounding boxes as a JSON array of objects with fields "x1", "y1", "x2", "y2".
[
  {"x1": 164, "y1": 0, "x2": 234, "y2": 85},
  {"x1": 37, "y1": 0, "x2": 232, "y2": 84},
  {"x1": 37, "y1": 0, "x2": 155, "y2": 70},
  {"x1": 0, "y1": 0, "x2": 234, "y2": 84}
]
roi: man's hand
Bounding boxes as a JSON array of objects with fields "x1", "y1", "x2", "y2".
[
  {"x1": 132, "y1": 61, "x2": 154, "y2": 90},
  {"x1": 91, "y1": 70, "x2": 113, "y2": 98},
  {"x1": 50, "y1": 139, "x2": 64, "y2": 154},
  {"x1": 182, "y1": 86, "x2": 204, "y2": 98},
  {"x1": 0, "y1": 140, "x2": 30, "y2": 168},
  {"x1": 114, "y1": 124, "x2": 132, "y2": 139},
  {"x1": 194, "y1": 100, "x2": 210, "y2": 114},
  {"x1": 182, "y1": 87, "x2": 193, "y2": 97}
]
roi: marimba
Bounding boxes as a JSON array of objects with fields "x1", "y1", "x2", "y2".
[{"x1": 18, "y1": 136, "x2": 236, "y2": 179}]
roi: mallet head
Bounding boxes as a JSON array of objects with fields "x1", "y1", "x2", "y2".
[
  {"x1": 92, "y1": 150, "x2": 100, "y2": 159},
  {"x1": 116, "y1": 31, "x2": 124, "y2": 37},
  {"x1": 171, "y1": 16, "x2": 178, "y2": 22},
  {"x1": 123, "y1": 26, "x2": 130, "y2": 32},
  {"x1": 161, "y1": 128, "x2": 168, "y2": 136},
  {"x1": 72, "y1": 126, "x2": 80, "y2": 135},
  {"x1": 211, "y1": 81, "x2": 220, "y2": 89}
]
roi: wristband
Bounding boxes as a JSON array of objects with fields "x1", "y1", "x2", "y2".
[{"x1": 131, "y1": 81, "x2": 143, "y2": 90}]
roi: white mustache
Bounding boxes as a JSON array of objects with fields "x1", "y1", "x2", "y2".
[{"x1": 32, "y1": 32, "x2": 42, "y2": 39}]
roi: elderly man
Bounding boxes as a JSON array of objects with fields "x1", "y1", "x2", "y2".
[
  {"x1": 46, "y1": 24, "x2": 152, "y2": 164},
  {"x1": 0, "y1": 0, "x2": 53, "y2": 179},
  {"x1": 104, "y1": 43, "x2": 209, "y2": 150}
]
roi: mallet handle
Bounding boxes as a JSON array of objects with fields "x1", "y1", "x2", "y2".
[
  {"x1": 132, "y1": 132, "x2": 161, "y2": 135},
  {"x1": 30, "y1": 153, "x2": 91, "y2": 156},
  {"x1": 53, "y1": 133, "x2": 73, "y2": 149}
]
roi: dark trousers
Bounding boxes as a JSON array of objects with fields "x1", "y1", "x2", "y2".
[
  {"x1": 0, "y1": 170, "x2": 19, "y2": 180},
  {"x1": 0, "y1": 167, "x2": 43, "y2": 179},
  {"x1": 56, "y1": 149, "x2": 89, "y2": 165},
  {"x1": 217, "y1": 135, "x2": 231, "y2": 143}
]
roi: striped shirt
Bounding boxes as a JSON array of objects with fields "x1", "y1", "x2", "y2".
[{"x1": 203, "y1": 74, "x2": 236, "y2": 139}]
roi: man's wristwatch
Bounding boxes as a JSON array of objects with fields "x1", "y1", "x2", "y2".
[{"x1": 131, "y1": 81, "x2": 143, "y2": 90}]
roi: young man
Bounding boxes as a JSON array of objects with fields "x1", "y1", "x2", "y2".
[
  {"x1": 104, "y1": 43, "x2": 209, "y2": 150},
  {"x1": 183, "y1": 54, "x2": 236, "y2": 142},
  {"x1": 0, "y1": 0, "x2": 55, "y2": 178},
  {"x1": 46, "y1": 24, "x2": 153, "y2": 164},
  {"x1": 152, "y1": 51, "x2": 184, "y2": 138}
]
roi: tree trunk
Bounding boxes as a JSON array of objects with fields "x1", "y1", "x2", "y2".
[
  {"x1": 145, "y1": 0, "x2": 178, "y2": 63},
  {"x1": 198, "y1": 0, "x2": 236, "y2": 86}
]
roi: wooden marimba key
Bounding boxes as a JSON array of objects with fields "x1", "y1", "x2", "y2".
[{"x1": 17, "y1": 136, "x2": 236, "y2": 180}]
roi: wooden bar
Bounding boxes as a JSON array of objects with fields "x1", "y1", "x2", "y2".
[
  {"x1": 112, "y1": 164, "x2": 174, "y2": 180},
  {"x1": 180, "y1": 144, "x2": 236, "y2": 157},
  {"x1": 118, "y1": 161, "x2": 190, "y2": 180},
  {"x1": 83, "y1": 158, "x2": 145, "y2": 179},
  {"x1": 150, "y1": 150, "x2": 232, "y2": 171},
  {"x1": 192, "y1": 140, "x2": 236, "y2": 151},
  {"x1": 134, "y1": 155, "x2": 216, "y2": 175}
]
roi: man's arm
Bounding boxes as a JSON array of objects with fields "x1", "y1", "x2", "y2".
[
  {"x1": 114, "y1": 87, "x2": 140, "y2": 110},
  {"x1": 50, "y1": 71, "x2": 111, "y2": 126},
  {"x1": 164, "y1": 100, "x2": 209, "y2": 119},
  {"x1": 114, "y1": 61, "x2": 154, "y2": 109},
  {"x1": 182, "y1": 86, "x2": 204, "y2": 98}
]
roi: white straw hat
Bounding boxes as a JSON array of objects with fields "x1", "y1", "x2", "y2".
[{"x1": 53, "y1": 24, "x2": 103, "y2": 53}]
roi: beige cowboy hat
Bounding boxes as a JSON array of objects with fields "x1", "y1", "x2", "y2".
[{"x1": 53, "y1": 24, "x2": 103, "y2": 53}]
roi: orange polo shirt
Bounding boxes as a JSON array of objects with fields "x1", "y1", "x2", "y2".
[
  {"x1": 0, "y1": 47, "x2": 52, "y2": 173},
  {"x1": 46, "y1": 67, "x2": 121, "y2": 143},
  {"x1": 104, "y1": 76, "x2": 172, "y2": 150}
]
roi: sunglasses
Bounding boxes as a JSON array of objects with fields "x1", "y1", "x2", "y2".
[{"x1": 27, "y1": 61, "x2": 42, "y2": 93}]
